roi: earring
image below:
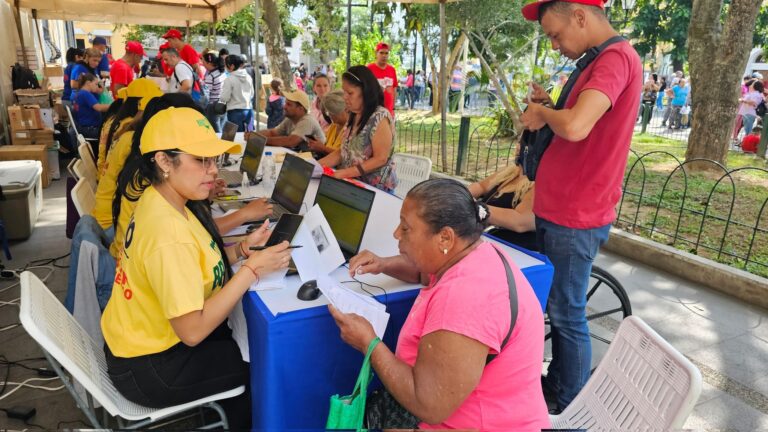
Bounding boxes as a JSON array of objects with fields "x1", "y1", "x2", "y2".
[
  {"x1": 163, "y1": 171, "x2": 170, "y2": 179},
  {"x1": 443, "y1": 249, "x2": 448, "y2": 255}
]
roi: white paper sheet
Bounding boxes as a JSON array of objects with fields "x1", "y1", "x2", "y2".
[
  {"x1": 291, "y1": 204, "x2": 345, "y2": 282},
  {"x1": 233, "y1": 262, "x2": 288, "y2": 291},
  {"x1": 317, "y1": 275, "x2": 390, "y2": 339}
]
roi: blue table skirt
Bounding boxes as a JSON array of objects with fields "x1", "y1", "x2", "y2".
[{"x1": 242, "y1": 240, "x2": 553, "y2": 430}]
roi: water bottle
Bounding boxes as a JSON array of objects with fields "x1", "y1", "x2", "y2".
[
  {"x1": 262, "y1": 152, "x2": 276, "y2": 196},
  {"x1": 241, "y1": 171, "x2": 250, "y2": 196}
]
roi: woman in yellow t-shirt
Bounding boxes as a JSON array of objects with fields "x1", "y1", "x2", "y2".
[
  {"x1": 101, "y1": 107, "x2": 291, "y2": 429},
  {"x1": 307, "y1": 89, "x2": 347, "y2": 156}
]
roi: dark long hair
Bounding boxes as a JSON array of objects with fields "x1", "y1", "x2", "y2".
[
  {"x1": 342, "y1": 65, "x2": 384, "y2": 134},
  {"x1": 103, "y1": 97, "x2": 140, "y2": 156},
  {"x1": 99, "y1": 98, "x2": 124, "y2": 140},
  {"x1": 203, "y1": 53, "x2": 225, "y2": 73},
  {"x1": 65, "y1": 47, "x2": 84, "y2": 64},
  {"x1": 112, "y1": 93, "x2": 233, "y2": 279},
  {"x1": 225, "y1": 54, "x2": 245, "y2": 70}
]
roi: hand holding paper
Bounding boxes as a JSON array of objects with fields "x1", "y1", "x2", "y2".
[{"x1": 319, "y1": 275, "x2": 389, "y2": 341}]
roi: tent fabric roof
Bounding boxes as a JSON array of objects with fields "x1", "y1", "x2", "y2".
[{"x1": 15, "y1": 0, "x2": 251, "y2": 26}]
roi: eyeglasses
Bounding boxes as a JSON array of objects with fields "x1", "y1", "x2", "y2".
[{"x1": 168, "y1": 151, "x2": 219, "y2": 169}]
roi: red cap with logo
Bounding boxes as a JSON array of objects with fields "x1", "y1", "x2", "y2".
[
  {"x1": 375, "y1": 42, "x2": 390, "y2": 52},
  {"x1": 162, "y1": 28, "x2": 183, "y2": 40},
  {"x1": 125, "y1": 41, "x2": 145, "y2": 57},
  {"x1": 522, "y1": 0, "x2": 605, "y2": 21}
]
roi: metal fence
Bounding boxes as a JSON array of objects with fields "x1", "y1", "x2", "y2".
[
  {"x1": 394, "y1": 119, "x2": 768, "y2": 278},
  {"x1": 617, "y1": 150, "x2": 768, "y2": 276}
]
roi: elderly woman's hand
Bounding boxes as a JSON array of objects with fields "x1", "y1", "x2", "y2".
[
  {"x1": 307, "y1": 138, "x2": 327, "y2": 154},
  {"x1": 348, "y1": 250, "x2": 387, "y2": 277},
  {"x1": 328, "y1": 304, "x2": 378, "y2": 354}
]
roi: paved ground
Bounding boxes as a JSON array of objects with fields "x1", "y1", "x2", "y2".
[{"x1": 1, "y1": 170, "x2": 767, "y2": 430}]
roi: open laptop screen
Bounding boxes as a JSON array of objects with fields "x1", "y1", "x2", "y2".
[
  {"x1": 221, "y1": 121, "x2": 238, "y2": 141},
  {"x1": 314, "y1": 175, "x2": 376, "y2": 257},
  {"x1": 239, "y1": 135, "x2": 266, "y2": 179},
  {"x1": 272, "y1": 154, "x2": 314, "y2": 214}
]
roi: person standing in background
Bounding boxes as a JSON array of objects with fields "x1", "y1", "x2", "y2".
[
  {"x1": 367, "y1": 42, "x2": 398, "y2": 116},
  {"x1": 92, "y1": 36, "x2": 111, "y2": 79}
]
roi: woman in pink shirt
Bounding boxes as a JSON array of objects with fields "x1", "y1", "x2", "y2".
[{"x1": 330, "y1": 179, "x2": 550, "y2": 431}]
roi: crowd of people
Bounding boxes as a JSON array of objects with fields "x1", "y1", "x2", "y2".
[{"x1": 55, "y1": 0, "x2": 659, "y2": 426}]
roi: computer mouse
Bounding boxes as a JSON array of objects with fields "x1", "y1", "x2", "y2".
[{"x1": 297, "y1": 280, "x2": 321, "y2": 301}]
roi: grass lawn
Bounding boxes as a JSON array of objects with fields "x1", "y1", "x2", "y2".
[{"x1": 393, "y1": 114, "x2": 768, "y2": 279}]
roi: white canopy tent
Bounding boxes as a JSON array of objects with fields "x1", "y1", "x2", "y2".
[{"x1": 12, "y1": 0, "x2": 251, "y2": 26}]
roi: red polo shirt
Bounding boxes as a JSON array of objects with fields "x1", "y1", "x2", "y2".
[
  {"x1": 110, "y1": 58, "x2": 134, "y2": 98},
  {"x1": 367, "y1": 63, "x2": 397, "y2": 115}
]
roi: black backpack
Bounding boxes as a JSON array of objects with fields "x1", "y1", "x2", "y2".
[
  {"x1": 517, "y1": 36, "x2": 625, "y2": 181},
  {"x1": 11, "y1": 63, "x2": 40, "y2": 90},
  {"x1": 756, "y1": 100, "x2": 767, "y2": 118}
]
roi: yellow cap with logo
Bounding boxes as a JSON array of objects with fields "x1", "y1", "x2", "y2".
[
  {"x1": 140, "y1": 107, "x2": 242, "y2": 156},
  {"x1": 116, "y1": 87, "x2": 129, "y2": 100},
  {"x1": 126, "y1": 78, "x2": 163, "y2": 99}
]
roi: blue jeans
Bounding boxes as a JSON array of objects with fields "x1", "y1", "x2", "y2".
[
  {"x1": 65, "y1": 216, "x2": 116, "y2": 312},
  {"x1": 227, "y1": 109, "x2": 253, "y2": 132},
  {"x1": 536, "y1": 217, "x2": 611, "y2": 410},
  {"x1": 743, "y1": 114, "x2": 757, "y2": 136}
]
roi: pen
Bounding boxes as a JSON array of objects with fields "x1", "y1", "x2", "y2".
[
  {"x1": 249, "y1": 245, "x2": 303, "y2": 251},
  {"x1": 218, "y1": 195, "x2": 242, "y2": 201}
]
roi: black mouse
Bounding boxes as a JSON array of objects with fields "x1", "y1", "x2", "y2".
[{"x1": 297, "y1": 280, "x2": 321, "y2": 301}]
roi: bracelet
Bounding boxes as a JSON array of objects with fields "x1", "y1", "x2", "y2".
[
  {"x1": 239, "y1": 241, "x2": 250, "y2": 259},
  {"x1": 355, "y1": 163, "x2": 365, "y2": 176},
  {"x1": 241, "y1": 263, "x2": 260, "y2": 284}
]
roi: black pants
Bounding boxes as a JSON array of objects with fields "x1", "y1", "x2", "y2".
[{"x1": 104, "y1": 324, "x2": 251, "y2": 429}]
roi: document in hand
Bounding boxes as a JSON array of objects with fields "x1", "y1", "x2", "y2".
[{"x1": 317, "y1": 275, "x2": 390, "y2": 339}]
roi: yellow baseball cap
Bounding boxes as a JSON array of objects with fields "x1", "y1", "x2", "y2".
[
  {"x1": 283, "y1": 89, "x2": 310, "y2": 111},
  {"x1": 138, "y1": 95, "x2": 158, "y2": 111},
  {"x1": 116, "y1": 87, "x2": 129, "y2": 100},
  {"x1": 126, "y1": 78, "x2": 163, "y2": 99},
  {"x1": 140, "y1": 107, "x2": 243, "y2": 156}
]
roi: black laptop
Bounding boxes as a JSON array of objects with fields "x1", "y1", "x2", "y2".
[
  {"x1": 313, "y1": 175, "x2": 376, "y2": 261},
  {"x1": 269, "y1": 154, "x2": 315, "y2": 220},
  {"x1": 219, "y1": 134, "x2": 266, "y2": 187}
]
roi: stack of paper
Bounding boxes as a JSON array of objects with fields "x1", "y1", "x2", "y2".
[{"x1": 317, "y1": 275, "x2": 390, "y2": 339}]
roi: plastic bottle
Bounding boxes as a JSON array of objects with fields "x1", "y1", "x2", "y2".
[
  {"x1": 262, "y1": 152, "x2": 276, "y2": 196},
  {"x1": 241, "y1": 171, "x2": 250, "y2": 196}
]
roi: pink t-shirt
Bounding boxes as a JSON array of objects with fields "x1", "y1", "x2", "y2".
[
  {"x1": 395, "y1": 242, "x2": 550, "y2": 431},
  {"x1": 534, "y1": 40, "x2": 642, "y2": 229}
]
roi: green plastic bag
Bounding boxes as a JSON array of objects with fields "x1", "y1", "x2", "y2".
[
  {"x1": 99, "y1": 90, "x2": 113, "y2": 105},
  {"x1": 326, "y1": 338, "x2": 381, "y2": 431}
]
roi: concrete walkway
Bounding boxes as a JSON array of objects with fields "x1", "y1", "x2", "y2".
[{"x1": 1, "y1": 173, "x2": 767, "y2": 429}]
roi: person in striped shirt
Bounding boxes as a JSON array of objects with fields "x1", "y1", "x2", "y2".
[{"x1": 202, "y1": 52, "x2": 227, "y2": 132}]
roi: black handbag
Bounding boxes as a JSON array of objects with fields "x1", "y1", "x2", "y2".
[
  {"x1": 364, "y1": 246, "x2": 518, "y2": 428},
  {"x1": 518, "y1": 36, "x2": 625, "y2": 181},
  {"x1": 213, "y1": 101, "x2": 227, "y2": 115}
]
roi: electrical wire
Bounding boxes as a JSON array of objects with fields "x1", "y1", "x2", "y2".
[
  {"x1": 0, "y1": 266, "x2": 55, "y2": 295},
  {"x1": 0, "y1": 324, "x2": 20, "y2": 332},
  {"x1": 340, "y1": 278, "x2": 389, "y2": 308},
  {"x1": 0, "y1": 377, "x2": 64, "y2": 402}
]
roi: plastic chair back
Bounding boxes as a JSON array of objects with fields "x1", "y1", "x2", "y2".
[
  {"x1": 72, "y1": 177, "x2": 96, "y2": 216},
  {"x1": 72, "y1": 159, "x2": 97, "y2": 192},
  {"x1": 18, "y1": 271, "x2": 245, "y2": 425},
  {"x1": 77, "y1": 142, "x2": 98, "y2": 182},
  {"x1": 549, "y1": 316, "x2": 702, "y2": 430},
  {"x1": 66, "y1": 105, "x2": 79, "y2": 136},
  {"x1": 392, "y1": 153, "x2": 432, "y2": 199}
]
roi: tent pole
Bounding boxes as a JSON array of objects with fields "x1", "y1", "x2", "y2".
[
  {"x1": 439, "y1": 0, "x2": 447, "y2": 168},
  {"x1": 13, "y1": 0, "x2": 29, "y2": 67},
  {"x1": 32, "y1": 10, "x2": 47, "y2": 67},
  {"x1": 346, "y1": 0, "x2": 352, "y2": 70},
  {"x1": 254, "y1": 0, "x2": 262, "y2": 131}
]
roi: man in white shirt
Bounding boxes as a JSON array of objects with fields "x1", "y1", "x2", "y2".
[{"x1": 162, "y1": 48, "x2": 193, "y2": 94}]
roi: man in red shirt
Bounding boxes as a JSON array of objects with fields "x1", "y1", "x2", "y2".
[
  {"x1": 162, "y1": 29, "x2": 200, "y2": 72},
  {"x1": 110, "y1": 41, "x2": 144, "y2": 98},
  {"x1": 741, "y1": 126, "x2": 761, "y2": 153},
  {"x1": 367, "y1": 42, "x2": 397, "y2": 115},
  {"x1": 519, "y1": 0, "x2": 641, "y2": 413}
]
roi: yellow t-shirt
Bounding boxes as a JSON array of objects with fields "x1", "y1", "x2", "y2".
[
  {"x1": 101, "y1": 186, "x2": 227, "y2": 358},
  {"x1": 91, "y1": 131, "x2": 133, "y2": 229},
  {"x1": 97, "y1": 117, "x2": 131, "y2": 180},
  {"x1": 110, "y1": 194, "x2": 137, "y2": 259},
  {"x1": 325, "y1": 123, "x2": 344, "y2": 151}
]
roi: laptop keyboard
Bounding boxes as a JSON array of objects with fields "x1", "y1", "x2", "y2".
[{"x1": 219, "y1": 170, "x2": 242, "y2": 186}]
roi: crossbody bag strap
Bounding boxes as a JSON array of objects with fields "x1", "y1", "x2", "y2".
[
  {"x1": 554, "y1": 35, "x2": 625, "y2": 110},
  {"x1": 485, "y1": 246, "x2": 518, "y2": 365}
]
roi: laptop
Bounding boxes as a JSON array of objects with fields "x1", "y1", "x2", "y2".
[
  {"x1": 269, "y1": 154, "x2": 315, "y2": 220},
  {"x1": 218, "y1": 134, "x2": 266, "y2": 187},
  {"x1": 220, "y1": 121, "x2": 238, "y2": 142},
  {"x1": 313, "y1": 175, "x2": 376, "y2": 261}
]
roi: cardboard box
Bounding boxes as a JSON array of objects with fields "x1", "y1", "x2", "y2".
[
  {"x1": 12, "y1": 128, "x2": 54, "y2": 146},
  {"x1": 44, "y1": 65, "x2": 63, "y2": 78},
  {"x1": 7, "y1": 105, "x2": 44, "y2": 131},
  {"x1": 0, "y1": 144, "x2": 50, "y2": 187},
  {"x1": 14, "y1": 89, "x2": 51, "y2": 108}
]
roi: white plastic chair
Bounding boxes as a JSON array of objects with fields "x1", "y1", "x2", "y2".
[
  {"x1": 77, "y1": 141, "x2": 99, "y2": 179},
  {"x1": 18, "y1": 271, "x2": 245, "y2": 429},
  {"x1": 392, "y1": 153, "x2": 432, "y2": 199},
  {"x1": 549, "y1": 316, "x2": 702, "y2": 430},
  {"x1": 71, "y1": 177, "x2": 96, "y2": 216},
  {"x1": 73, "y1": 159, "x2": 97, "y2": 193}
]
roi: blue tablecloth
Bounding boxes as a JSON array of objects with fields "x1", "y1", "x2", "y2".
[{"x1": 242, "y1": 238, "x2": 553, "y2": 430}]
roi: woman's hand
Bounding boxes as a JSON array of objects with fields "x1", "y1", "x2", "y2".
[
  {"x1": 307, "y1": 138, "x2": 327, "y2": 154},
  {"x1": 348, "y1": 250, "x2": 386, "y2": 277},
  {"x1": 244, "y1": 241, "x2": 291, "y2": 274},
  {"x1": 240, "y1": 198, "x2": 273, "y2": 221},
  {"x1": 328, "y1": 304, "x2": 378, "y2": 354},
  {"x1": 212, "y1": 178, "x2": 227, "y2": 197},
  {"x1": 243, "y1": 219, "x2": 271, "y2": 248}
]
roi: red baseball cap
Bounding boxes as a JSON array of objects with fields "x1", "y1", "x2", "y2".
[
  {"x1": 125, "y1": 41, "x2": 145, "y2": 57},
  {"x1": 521, "y1": 0, "x2": 605, "y2": 21},
  {"x1": 162, "y1": 28, "x2": 183, "y2": 40},
  {"x1": 375, "y1": 42, "x2": 390, "y2": 52}
]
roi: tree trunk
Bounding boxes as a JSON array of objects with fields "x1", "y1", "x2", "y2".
[
  {"x1": 685, "y1": 0, "x2": 762, "y2": 169},
  {"x1": 261, "y1": 0, "x2": 294, "y2": 90},
  {"x1": 418, "y1": 27, "x2": 440, "y2": 114},
  {"x1": 239, "y1": 35, "x2": 250, "y2": 63}
]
